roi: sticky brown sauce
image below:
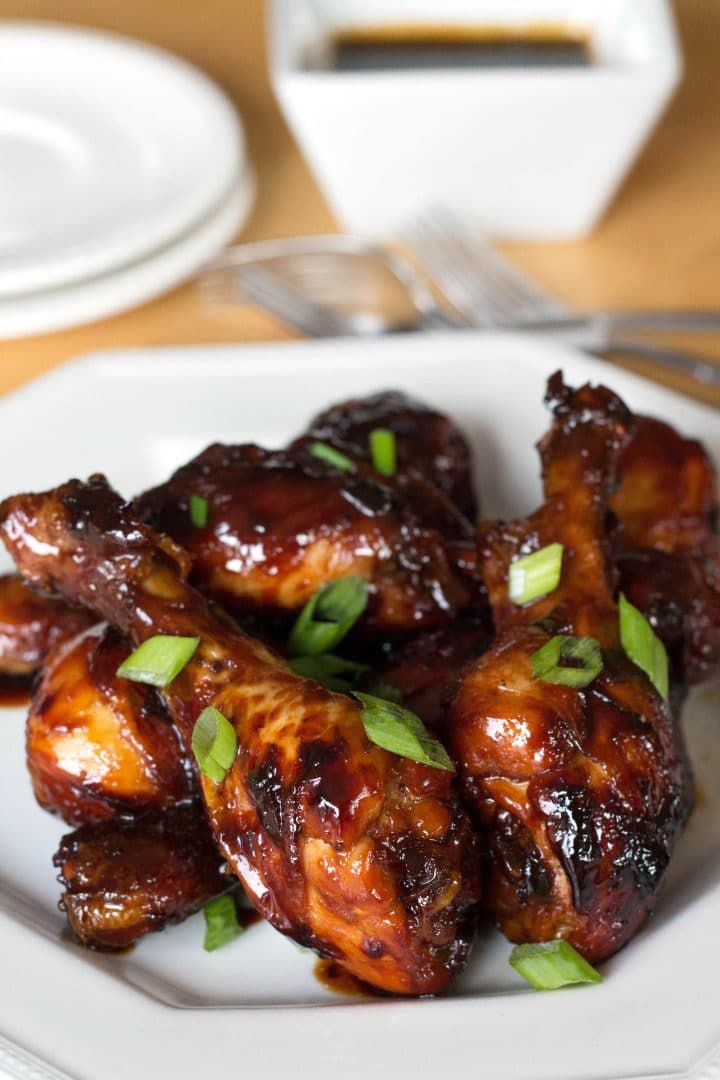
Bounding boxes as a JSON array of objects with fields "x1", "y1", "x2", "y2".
[
  {"x1": 330, "y1": 22, "x2": 592, "y2": 71},
  {"x1": 237, "y1": 906, "x2": 263, "y2": 930},
  {"x1": 313, "y1": 957, "x2": 383, "y2": 998},
  {"x1": 59, "y1": 924, "x2": 137, "y2": 955},
  {"x1": 0, "y1": 676, "x2": 31, "y2": 708}
]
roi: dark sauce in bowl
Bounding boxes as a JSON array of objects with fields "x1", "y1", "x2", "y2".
[{"x1": 330, "y1": 23, "x2": 591, "y2": 71}]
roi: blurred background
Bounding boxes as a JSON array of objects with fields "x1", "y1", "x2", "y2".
[{"x1": 0, "y1": 0, "x2": 718, "y2": 401}]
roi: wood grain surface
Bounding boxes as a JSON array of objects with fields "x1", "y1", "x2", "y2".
[{"x1": 0, "y1": 0, "x2": 718, "y2": 406}]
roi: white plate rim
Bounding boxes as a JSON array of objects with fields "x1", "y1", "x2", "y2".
[
  {"x1": 0, "y1": 21, "x2": 246, "y2": 297},
  {"x1": 0, "y1": 169, "x2": 255, "y2": 339},
  {"x1": 0, "y1": 334, "x2": 719, "y2": 1080}
]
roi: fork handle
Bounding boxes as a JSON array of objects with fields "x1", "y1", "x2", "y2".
[
  {"x1": 420, "y1": 306, "x2": 469, "y2": 331},
  {"x1": 511, "y1": 311, "x2": 720, "y2": 337},
  {"x1": 601, "y1": 310, "x2": 720, "y2": 334},
  {"x1": 596, "y1": 338, "x2": 720, "y2": 388}
]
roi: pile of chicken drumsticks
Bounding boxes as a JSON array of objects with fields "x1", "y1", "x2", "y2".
[{"x1": 0, "y1": 371, "x2": 718, "y2": 996}]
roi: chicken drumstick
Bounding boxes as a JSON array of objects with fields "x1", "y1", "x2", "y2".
[
  {"x1": 28, "y1": 623, "x2": 193, "y2": 826},
  {"x1": 448, "y1": 374, "x2": 692, "y2": 963},
  {"x1": 0, "y1": 476, "x2": 480, "y2": 994},
  {"x1": 612, "y1": 415, "x2": 720, "y2": 685}
]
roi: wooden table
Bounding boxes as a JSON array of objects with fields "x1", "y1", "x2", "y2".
[{"x1": 1, "y1": 0, "x2": 719, "y2": 406}]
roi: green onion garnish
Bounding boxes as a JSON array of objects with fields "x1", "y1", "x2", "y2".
[
  {"x1": 288, "y1": 576, "x2": 369, "y2": 657},
  {"x1": 309, "y1": 441, "x2": 354, "y2": 472},
  {"x1": 353, "y1": 692, "x2": 454, "y2": 772},
  {"x1": 509, "y1": 941, "x2": 602, "y2": 991},
  {"x1": 116, "y1": 635, "x2": 200, "y2": 687},
  {"x1": 366, "y1": 679, "x2": 404, "y2": 704},
  {"x1": 189, "y1": 493, "x2": 209, "y2": 528},
  {"x1": 508, "y1": 542, "x2": 563, "y2": 605},
  {"x1": 619, "y1": 593, "x2": 669, "y2": 700},
  {"x1": 288, "y1": 653, "x2": 369, "y2": 693},
  {"x1": 369, "y1": 428, "x2": 396, "y2": 477},
  {"x1": 191, "y1": 706, "x2": 237, "y2": 784},
  {"x1": 531, "y1": 635, "x2": 603, "y2": 689},
  {"x1": 203, "y1": 894, "x2": 244, "y2": 952}
]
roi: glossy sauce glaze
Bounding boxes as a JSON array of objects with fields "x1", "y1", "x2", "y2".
[
  {"x1": 291, "y1": 389, "x2": 478, "y2": 521},
  {"x1": 0, "y1": 572, "x2": 94, "y2": 677},
  {"x1": 27, "y1": 623, "x2": 194, "y2": 826},
  {"x1": 2, "y1": 384, "x2": 716, "y2": 991},
  {"x1": 55, "y1": 803, "x2": 227, "y2": 950},
  {"x1": 612, "y1": 415, "x2": 720, "y2": 685},
  {"x1": 449, "y1": 375, "x2": 693, "y2": 963},
  {"x1": 1, "y1": 475, "x2": 481, "y2": 995},
  {"x1": 236, "y1": 905, "x2": 263, "y2": 930},
  {"x1": 367, "y1": 616, "x2": 491, "y2": 730},
  {"x1": 612, "y1": 415, "x2": 720, "y2": 556},
  {"x1": 136, "y1": 442, "x2": 472, "y2": 633}
]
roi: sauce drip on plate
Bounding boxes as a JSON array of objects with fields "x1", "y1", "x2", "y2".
[
  {"x1": 0, "y1": 675, "x2": 31, "y2": 708},
  {"x1": 313, "y1": 957, "x2": 384, "y2": 998}
]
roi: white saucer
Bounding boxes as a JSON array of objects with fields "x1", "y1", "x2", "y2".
[
  {"x1": 0, "y1": 23, "x2": 246, "y2": 297},
  {"x1": 0, "y1": 170, "x2": 255, "y2": 339}
]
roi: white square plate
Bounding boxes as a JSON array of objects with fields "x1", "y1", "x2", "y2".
[{"x1": 1, "y1": 333, "x2": 719, "y2": 1080}]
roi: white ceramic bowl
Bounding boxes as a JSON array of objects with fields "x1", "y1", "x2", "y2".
[{"x1": 268, "y1": 0, "x2": 681, "y2": 239}]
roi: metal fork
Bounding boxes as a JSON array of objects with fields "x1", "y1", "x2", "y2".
[
  {"x1": 399, "y1": 207, "x2": 720, "y2": 386},
  {"x1": 221, "y1": 266, "x2": 350, "y2": 338},
  {"x1": 200, "y1": 235, "x2": 462, "y2": 335}
]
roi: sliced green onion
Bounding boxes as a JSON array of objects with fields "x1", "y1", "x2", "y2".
[
  {"x1": 369, "y1": 428, "x2": 396, "y2": 477},
  {"x1": 353, "y1": 692, "x2": 454, "y2": 772},
  {"x1": 192, "y1": 706, "x2": 237, "y2": 784},
  {"x1": 116, "y1": 635, "x2": 200, "y2": 687},
  {"x1": 189, "y1": 493, "x2": 209, "y2": 528},
  {"x1": 203, "y1": 894, "x2": 244, "y2": 952},
  {"x1": 508, "y1": 542, "x2": 563, "y2": 605},
  {"x1": 531, "y1": 635, "x2": 603, "y2": 689},
  {"x1": 288, "y1": 576, "x2": 369, "y2": 657},
  {"x1": 309, "y1": 441, "x2": 354, "y2": 472},
  {"x1": 619, "y1": 593, "x2": 669, "y2": 701},
  {"x1": 509, "y1": 941, "x2": 602, "y2": 990},
  {"x1": 366, "y1": 679, "x2": 404, "y2": 704},
  {"x1": 289, "y1": 653, "x2": 369, "y2": 693}
]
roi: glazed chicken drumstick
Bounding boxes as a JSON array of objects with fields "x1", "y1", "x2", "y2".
[
  {"x1": 136, "y1": 442, "x2": 472, "y2": 634},
  {"x1": 1, "y1": 392, "x2": 478, "y2": 674},
  {"x1": 0, "y1": 475, "x2": 480, "y2": 994},
  {"x1": 448, "y1": 373, "x2": 693, "y2": 963},
  {"x1": 135, "y1": 390, "x2": 479, "y2": 634},
  {"x1": 55, "y1": 804, "x2": 228, "y2": 950},
  {"x1": 612, "y1": 415, "x2": 720, "y2": 686},
  {"x1": 28, "y1": 623, "x2": 193, "y2": 826},
  {"x1": 290, "y1": 389, "x2": 478, "y2": 521},
  {"x1": 27, "y1": 623, "x2": 226, "y2": 950},
  {"x1": 0, "y1": 572, "x2": 93, "y2": 678}
]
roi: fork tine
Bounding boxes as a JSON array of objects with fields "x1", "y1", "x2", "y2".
[
  {"x1": 199, "y1": 264, "x2": 346, "y2": 337},
  {"x1": 418, "y1": 207, "x2": 556, "y2": 312},
  {"x1": 403, "y1": 211, "x2": 527, "y2": 322},
  {"x1": 241, "y1": 267, "x2": 347, "y2": 337},
  {"x1": 400, "y1": 207, "x2": 566, "y2": 327},
  {"x1": 406, "y1": 222, "x2": 519, "y2": 323},
  {"x1": 198, "y1": 266, "x2": 241, "y2": 309},
  {"x1": 400, "y1": 216, "x2": 496, "y2": 325},
  {"x1": 424, "y1": 207, "x2": 554, "y2": 315}
]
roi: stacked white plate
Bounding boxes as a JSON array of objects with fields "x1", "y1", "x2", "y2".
[{"x1": 0, "y1": 23, "x2": 255, "y2": 338}]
